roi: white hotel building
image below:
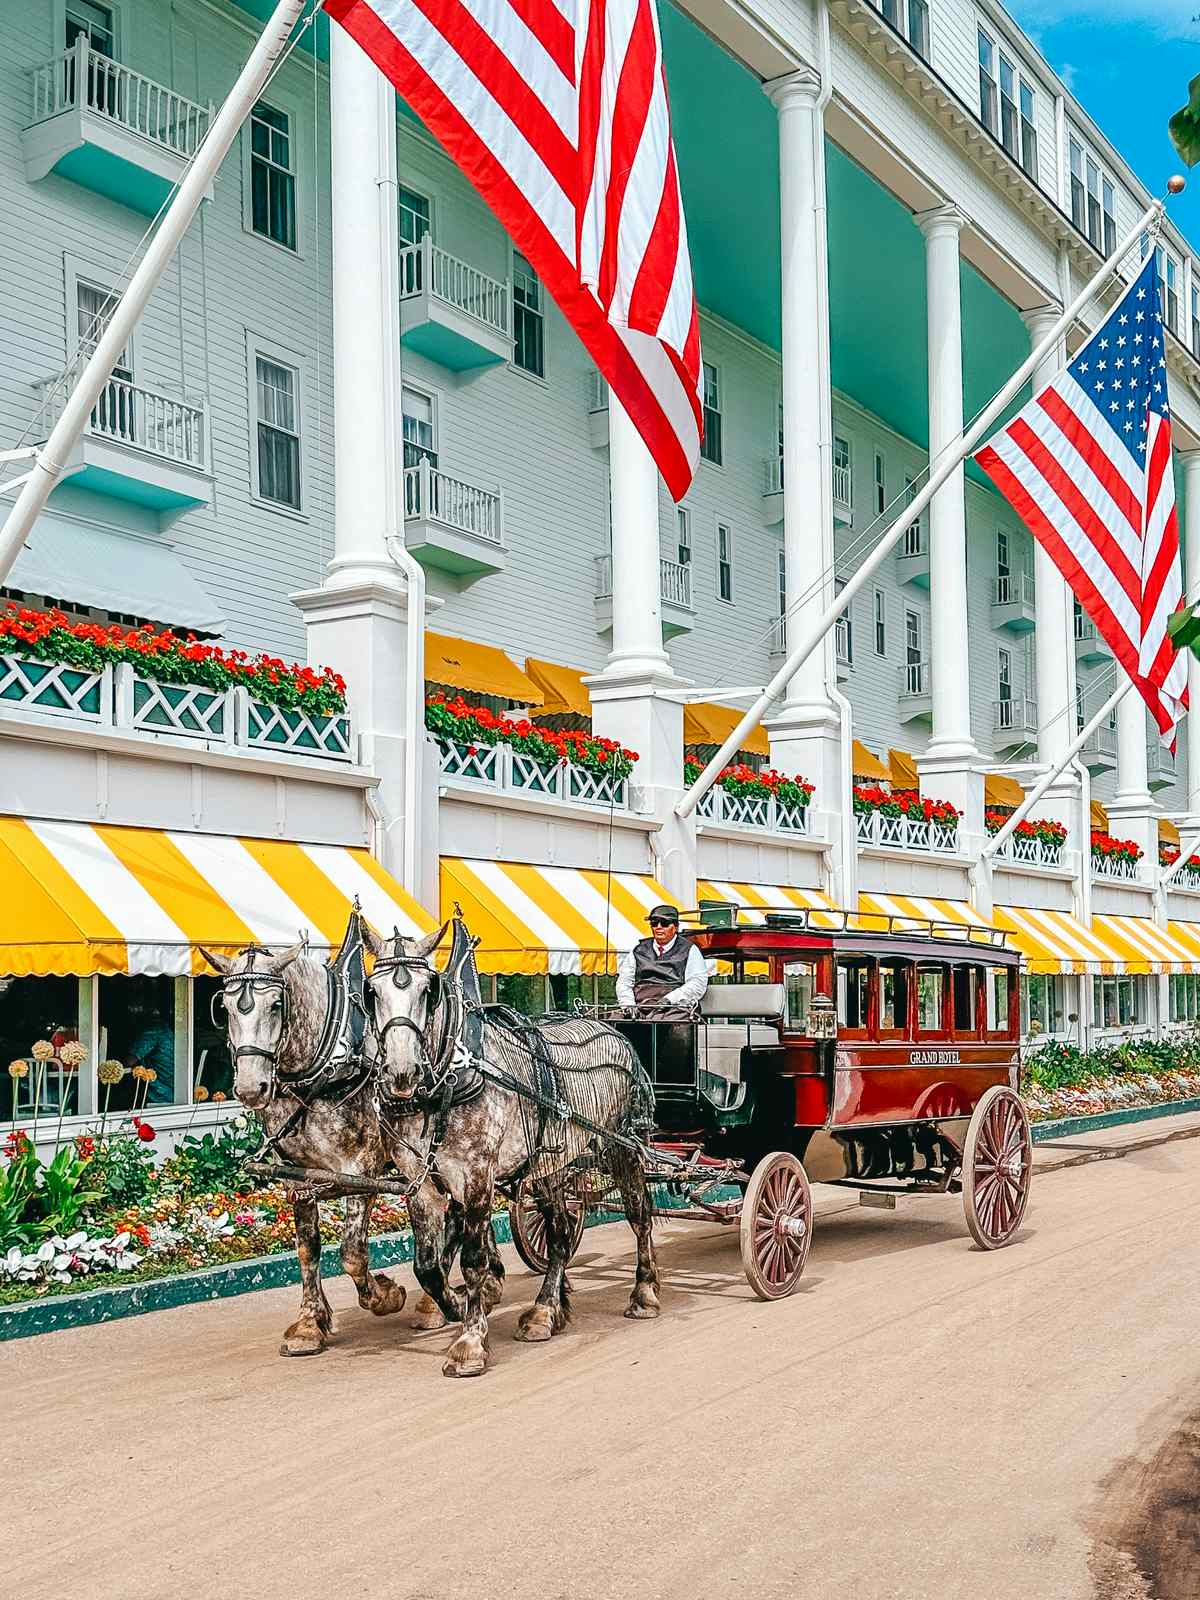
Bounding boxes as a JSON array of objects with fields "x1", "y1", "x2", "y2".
[{"x1": 2, "y1": 0, "x2": 1200, "y2": 1136}]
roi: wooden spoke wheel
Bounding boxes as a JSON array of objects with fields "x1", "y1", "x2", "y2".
[
  {"x1": 962, "y1": 1085, "x2": 1032, "y2": 1250},
  {"x1": 508, "y1": 1178, "x2": 587, "y2": 1274},
  {"x1": 739, "y1": 1152, "x2": 813, "y2": 1301}
]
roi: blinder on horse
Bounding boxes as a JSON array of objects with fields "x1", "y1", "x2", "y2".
[{"x1": 213, "y1": 970, "x2": 291, "y2": 1071}]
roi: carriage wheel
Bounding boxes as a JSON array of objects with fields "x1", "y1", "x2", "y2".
[
  {"x1": 508, "y1": 1178, "x2": 587, "y2": 1274},
  {"x1": 962, "y1": 1085, "x2": 1032, "y2": 1250},
  {"x1": 739, "y1": 1152, "x2": 813, "y2": 1301}
]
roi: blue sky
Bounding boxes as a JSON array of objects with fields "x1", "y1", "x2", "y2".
[{"x1": 1004, "y1": 1, "x2": 1200, "y2": 247}]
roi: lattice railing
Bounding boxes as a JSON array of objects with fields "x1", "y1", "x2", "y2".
[
  {"x1": 123, "y1": 670, "x2": 229, "y2": 742},
  {"x1": 437, "y1": 737, "x2": 628, "y2": 809},
  {"x1": 1092, "y1": 853, "x2": 1142, "y2": 883},
  {"x1": 0, "y1": 653, "x2": 105, "y2": 721},
  {"x1": 990, "y1": 832, "x2": 1065, "y2": 869},
  {"x1": 696, "y1": 786, "x2": 810, "y2": 836},
  {"x1": 855, "y1": 809, "x2": 959, "y2": 854},
  {"x1": 243, "y1": 697, "x2": 353, "y2": 762}
]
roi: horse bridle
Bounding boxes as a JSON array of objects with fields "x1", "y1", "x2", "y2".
[
  {"x1": 212, "y1": 970, "x2": 291, "y2": 1081},
  {"x1": 366, "y1": 953, "x2": 462, "y2": 1099}
]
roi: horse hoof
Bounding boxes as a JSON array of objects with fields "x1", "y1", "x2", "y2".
[
  {"x1": 363, "y1": 1274, "x2": 406, "y2": 1317},
  {"x1": 279, "y1": 1329, "x2": 328, "y2": 1356},
  {"x1": 410, "y1": 1292, "x2": 448, "y2": 1331},
  {"x1": 443, "y1": 1335, "x2": 490, "y2": 1377},
  {"x1": 514, "y1": 1305, "x2": 556, "y2": 1342},
  {"x1": 624, "y1": 1290, "x2": 660, "y2": 1320}
]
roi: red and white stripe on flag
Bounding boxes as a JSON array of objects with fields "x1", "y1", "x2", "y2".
[
  {"x1": 976, "y1": 256, "x2": 1188, "y2": 742},
  {"x1": 325, "y1": 0, "x2": 703, "y2": 500}
]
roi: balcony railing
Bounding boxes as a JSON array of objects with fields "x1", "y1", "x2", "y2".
[
  {"x1": 28, "y1": 39, "x2": 211, "y2": 157},
  {"x1": 1081, "y1": 722, "x2": 1118, "y2": 761},
  {"x1": 832, "y1": 462, "x2": 852, "y2": 514},
  {"x1": 764, "y1": 455, "x2": 784, "y2": 495},
  {"x1": 1093, "y1": 853, "x2": 1142, "y2": 884},
  {"x1": 36, "y1": 371, "x2": 208, "y2": 471},
  {"x1": 855, "y1": 810, "x2": 959, "y2": 855},
  {"x1": 899, "y1": 659, "x2": 931, "y2": 697},
  {"x1": 767, "y1": 616, "x2": 786, "y2": 657},
  {"x1": 901, "y1": 523, "x2": 925, "y2": 558},
  {"x1": 587, "y1": 369, "x2": 609, "y2": 412},
  {"x1": 696, "y1": 786, "x2": 810, "y2": 835},
  {"x1": 398, "y1": 235, "x2": 510, "y2": 337},
  {"x1": 0, "y1": 655, "x2": 352, "y2": 762},
  {"x1": 1147, "y1": 741, "x2": 1177, "y2": 784},
  {"x1": 834, "y1": 616, "x2": 852, "y2": 668},
  {"x1": 594, "y1": 553, "x2": 693, "y2": 609},
  {"x1": 437, "y1": 736, "x2": 628, "y2": 809},
  {"x1": 990, "y1": 832, "x2": 1066, "y2": 869},
  {"x1": 403, "y1": 459, "x2": 504, "y2": 545},
  {"x1": 993, "y1": 572, "x2": 1034, "y2": 607},
  {"x1": 994, "y1": 695, "x2": 1037, "y2": 735}
]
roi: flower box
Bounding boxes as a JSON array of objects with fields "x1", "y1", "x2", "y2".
[
  {"x1": 985, "y1": 810, "x2": 1067, "y2": 869},
  {"x1": 853, "y1": 786, "x2": 960, "y2": 853},
  {"x1": 427, "y1": 695, "x2": 636, "y2": 781},
  {"x1": 687, "y1": 761, "x2": 813, "y2": 836},
  {"x1": 1091, "y1": 830, "x2": 1143, "y2": 881}
]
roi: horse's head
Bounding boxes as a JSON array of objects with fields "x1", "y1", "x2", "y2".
[
  {"x1": 363, "y1": 922, "x2": 449, "y2": 1102},
  {"x1": 201, "y1": 942, "x2": 306, "y2": 1109}
]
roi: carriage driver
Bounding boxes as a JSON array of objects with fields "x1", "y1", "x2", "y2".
[{"x1": 616, "y1": 905, "x2": 709, "y2": 1018}]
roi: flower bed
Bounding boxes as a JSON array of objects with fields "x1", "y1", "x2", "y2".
[
  {"x1": 0, "y1": 605, "x2": 346, "y2": 716},
  {"x1": 684, "y1": 760, "x2": 814, "y2": 810},
  {"x1": 427, "y1": 695, "x2": 636, "y2": 780},
  {"x1": 1023, "y1": 1033, "x2": 1200, "y2": 1122}
]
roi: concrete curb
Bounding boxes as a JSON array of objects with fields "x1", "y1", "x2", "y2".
[{"x1": 6, "y1": 1102, "x2": 1200, "y2": 1343}]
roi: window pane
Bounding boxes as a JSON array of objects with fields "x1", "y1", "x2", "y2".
[
  {"x1": 513, "y1": 253, "x2": 545, "y2": 376},
  {"x1": 256, "y1": 358, "x2": 295, "y2": 430},
  {"x1": 399, "y1": 187, "x2": 431, "y2": 246},
  {"x1": 880, "y1": 961, "x2": 909, "y2": 1030},
  {"x1": 784, "y1": 963, "x2": 815, "y2": 1030},
  {"x1": 986, "y1": 967, "x2": 1010, "y2": 1031},
  {"x1": 258, "y1": 426, "x2": 300, "y2": 508},
  {"x1": 952, "y1": 965, "x2": 978, "y2": 1033},
  {"x1": 917, "y1": 966, "x2": 945, "y2": 1031},
  {"x1": 99, "y1": 975, "x2": 181, "y2": 1108},
  {"x1": 837, "y1": 960, "x2": 871, "y2": 1030}
]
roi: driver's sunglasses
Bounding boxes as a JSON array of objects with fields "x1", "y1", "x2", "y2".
[{"x1": 647, "y1": 918, "x2": 673, "y2": 929}]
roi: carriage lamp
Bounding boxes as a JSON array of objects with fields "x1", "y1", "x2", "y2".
[{"x1": 805, "y1": 994, "x2": 837, "y2": 1040}]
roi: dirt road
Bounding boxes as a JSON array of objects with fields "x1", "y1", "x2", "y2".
[{"x1": 6, "y1": 1137, "x2": 1200, "y2": 1600}]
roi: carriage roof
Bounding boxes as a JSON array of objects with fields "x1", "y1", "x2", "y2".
[{"x1": 680, "y1": 907, "x2": 1019, "y2": 966}]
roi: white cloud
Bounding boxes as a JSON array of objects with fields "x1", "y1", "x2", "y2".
[{"x1": 1011, "y1": 0, "x2": 1198, "y2": 41}]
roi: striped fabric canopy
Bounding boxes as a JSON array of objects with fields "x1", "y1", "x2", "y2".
[{"x1": 0, "y1": 818, "x2": 433, "y2": 977}]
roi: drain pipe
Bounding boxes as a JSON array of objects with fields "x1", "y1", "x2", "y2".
[{"x1": 386, "y1": 535, "x2": 426, "y2": 896}]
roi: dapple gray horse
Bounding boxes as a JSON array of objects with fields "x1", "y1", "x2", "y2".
[{"x1": 364, "y1": 922, "x2": 660, "y2": 1378}]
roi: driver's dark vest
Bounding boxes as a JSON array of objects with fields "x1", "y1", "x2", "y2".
[{"x1": 632, "y1": 935, "x2": 692, "y2": 993}]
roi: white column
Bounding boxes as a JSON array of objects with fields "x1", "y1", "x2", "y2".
[
  {"x1": 1183, "y1": 450, "x2": 1200, "y2": 816},
  {"x1": 605, "y1": 399, "x2": 671, "y2": 678},
  {"x1": 292, "y1": 26, "x2": 434, "y2": 891},
  {"x1": 761, "y1": 69, "x2": 843, "y2": 857},
  {"x1": 1108, "y1": 690, "x2": 1157, "y2": 867},
  {"x1": 915, "y1": 203, "x2": 982, "y2": 832}
]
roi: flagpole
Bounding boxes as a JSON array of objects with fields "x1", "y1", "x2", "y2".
[
  {"x1": 0, "y1": 0, "x2": 309, "y2": 587},
  {"x1": 675, "y1": 194, "x2": 1167, "y2": 820}
]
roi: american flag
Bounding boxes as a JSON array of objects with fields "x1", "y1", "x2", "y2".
[
  {"x1": 976, "y1": 255, "x2": 1188, "y2": 741},
  {"x1": 325, "y1": 0, "x2": 703, "y2": 500}
]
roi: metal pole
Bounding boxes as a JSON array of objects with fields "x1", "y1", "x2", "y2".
[
  {"x1": 0, "y1": 0, "x2": 308, "y2": 585},
  {"x1": 981, "y1": 680, "x2": 1131, "y2": 860},
  {"x1": 675, "y1": 196, "x2": 1164, "y2": 820}
]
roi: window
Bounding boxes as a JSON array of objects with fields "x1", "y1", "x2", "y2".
[
  {"x1": 905, "y1": 608, "x2": 921, "y2": 667},
  {"x1": 512, "y1": 252, "x2": 544, "y2": 376},
  {"x1": 916, "y1": 964, "x2": 946, "y2": 1033},
  {"x1": 784, "y1": 962, "x2": 816, "y2": 1031},
  {"x1": 700, "y1": 363, "x2": 722, "y2": 465},
  {"x1": 1069, "y1": 139, "x2": 1086, "y2": 234},
  {"x1": 1086, "y1": 156, "x2": 1101, "y2": 250},
  {"x1": 999, "y1": 54, "x2": 1017, "y2": 159},
  {"x1": 873, "y1": 450, "x2": 886, "y2": 515},
  {"x1": 835, "y1": 578, "x2": 852, "y2": 665},
  {"x1": 998, "y1": 647, "x2": 1012, "y2": 704},
  {"x1": 78, "y1": 280, "x2": 133, "y2": 438},
  {"x1": 903, "y1": 475, "x2": 921, "y2": 553},
  {"x1": 872, "y1": 0, "x2": 928, "y2": 58},
  {"x1": 1157, "y1": 248, "x2": 1180, "y2": 333},
  {"x1": 879, "y1": 960, "x2": 910, "y2": 1034},
  {"x1": 1192, "y1": 283, "x2": 1200, "y2": 358},
  {"x1": 66, "y1": 0, "x2": 115, "y2": 54},
  {"x1": 1024, "y1": 974, "x2": 1066, "y2": 1037},
  {"x1": 873, "y1": 588, "x2": 887, "y2": 656},
  {"x1": 1093, "y1": 975, "x2": 1144, "y2": 1029},
  {"x1": 1171, "y1": 974, "x2": 1200, "y2": 1023},
  {"x1": 676, "y1": 506, "x2": 692, "y2": 567},
  {"x1": 996, "y1": 529, "x2": 1010, "y2": 580},
  {"x1": 978, "y1": 29, "x2": 998, "y2": 137},
  {"x1": 254, "y1": 354, "x2": 301, "y2": 510},
  {"x1": 986, "y1": 966, "x2": 1011, "y2": 1033},
  {"x1": 952, "y1": 965, "x2": 979, "y2": 1036},
  {"x1": 1018, "y1": 80, "x2": 1037, "y2": 179},
  {"x1": 401, "y1": 385, "x2": 437, "y2": 469},
  {"x1": 837, "y1": 959, "x2": 872, "y2": 1034},
  {"x1": 777, "y1": 546, "x2": 787, "y2": 622},
  {"x1": 1075, "y1": 682, "x2": 1085, "y2": 735},
  {"x1": 1101, "y1": 178, "x2": 1116, "y2": 256},
  {"x1": 717, "y1": 522, "x2": 733, "y2": 603},
  {"x1": 249, "y1": 102, "x2": 296, "y2": 250},
  {"x1": 399, "y1": 186, "x2": 431, "y2": 248}
]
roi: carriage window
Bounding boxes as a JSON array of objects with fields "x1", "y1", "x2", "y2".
[
  {"x1": 986, "y1": 967, "x2": 1010, "y2": 1033},
  {"x1": 952, "y1": 966, "x2": 979, "y2": 1036},
  {"x1": 784, "y1": 962, "x2": 815, "y2": 1030},
  {"x1": 837, "y1": 959, "x2": 871, "y2": 1033},
  {"x1": 879, "y1": 960, "x2": 910, "y2": 1033},
  {"x1": 916, "y1": 965, "x2": 946, "y2": 1033}
]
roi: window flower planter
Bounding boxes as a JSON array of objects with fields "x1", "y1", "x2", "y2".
[
  {"x1": 432, "y1": 699, "x2": 633, "y2": 810},
  {"x1": 686, "y1": 761, "x2": 813, "y2": 836},
  {"x1": 1092, "y1": 830, "x2": 1144, "y2": 882},
  {"x1": 984, "y1": 809, "x2": 1067, "y2": 868},
  {"x1": 852, "y1": 786, "x2": 960, "y2": 853},
  {"x1": 1160, "y1": 845, "x2": 1200, "y2": 885}
]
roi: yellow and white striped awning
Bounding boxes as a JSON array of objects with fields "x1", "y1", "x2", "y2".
[
  {"x1": 0, "y1": 817, "x2": 433, "y2": 978},
  {"x1": 1092, "y1": 914, "x2": 1200, "y2": 974},
  {"x1": 992, "y1": 905, "x2": 1123, "y2": 974},
  {"x1": 441, "y1": 858, "x2": 679, "y2": 974},
  {"x1": 697, "y1": 880, "x2": 839, "y2": 924}
]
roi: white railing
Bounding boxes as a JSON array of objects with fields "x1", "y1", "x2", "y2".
[
  {"x1": 1092, "y1": 852, "x2": 1142, "y2": 883},
  {"x1": 764, "y1": 455, "x2": 784, "y2": 494},
  {"x1": 595, "y1": 554, "x2": 693, "y2": 609},
  {"x1": 900, "y1": 522, "x2": 926, "y2": 559},
  {"x1": 855, "y1": 809, "x2": 959, "y2": 854},
  {"x1": 28, "y1": 38, "x2": 211, "y2": 158},
  {"x1": 994, "y1": 695, "x2": 1037, "y2": 734},
  {"x1": 899, "y1": 659, "x2": 931, "y2": 697},
  {"x1": 989, "y1": 831, "x2": 1065, "y2": 868},
  {"x1": 1082, "y1": 722, "x2": 1118, "y2": 760},
  {"x1": 36, "y1": 371, "x2": 208, "y2": 471},
  {"x1": 1147, "y1": 742, "x2": 1176, "y2": 782},
  {"x1": 403, "y1": 459, "x2": 504, "y2": 546},
  {"x1": 437, "y1": 737, "x2": 628, "y2": 809},
  {"x1": 832, "y1": 462, "x2": 852, "y2": 512},
  {"x1": 399, "y1": 235, "x2": 510, "y2": 337},
  {"x1": 767, "y1": 616, "x2": 786, "y2": 656},
  {"x1": 1074, "y1": 613, "x2": 1096, "y2": 643},
  {"x1": 993, "y1": 572, "x2": 1034, "y2": 607},
  {"x1": 834, "y1": 616, "x2": 852, "y2": 668},
  {"x1": 0, "y1": 654, "x2": 353, "y2": 763},
  {"x1": 587, "y1": 369, "x2": 609, "y2": 412},
  {"x1": 696, "y1": 786, "x2": 810, "y2": 835}
]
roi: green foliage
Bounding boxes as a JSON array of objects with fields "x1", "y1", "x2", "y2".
[
  {"x1": 1024, "y1": 1030, "x2": 1200, "y2": 1092},
  {"x1": 0, "y1": 1136, "x2": 45, "y2": 1253},
  {"x1": 1169, "y1": 74, "x2": 1200, "y2": 168},
  {"x1": 1169, "y1": 602, "x2": 1200, "y2": 657},
  {"x1": 159, "y1": 1118, "x2": 262, "y2": 1197},
  {"x1": 85, "y1": 1132, "x2": 157, "y2": 1211},
  {"x1": 36, "y1": 1146, "x2": 103, "y2": 1235}
]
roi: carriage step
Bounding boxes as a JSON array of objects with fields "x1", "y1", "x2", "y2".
[{"x1": 858, "y1": 1191, "x2": 897, "y2": 1210}]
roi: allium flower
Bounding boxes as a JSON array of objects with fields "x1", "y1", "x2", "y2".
[
  {"x1": 212, "y1": 1091, "x2": 227, "y2": 1103},
  {"x1": 31, "y1": 1040, "x2": 54, "y2": 1062},
  {"x1": 98, "y1": 1060, "x2": 126, "y2": 1086},
  {"x1": 7, "y1": 1060, "x2": 28, "y2": 1079},
  {"x1": 193, "y1": 1085, "x2": 209, "y2": 1103},
  {"x1": 59, "y1": 1041, "x2": 87, "y2": 1068},
  {"x1": 142, "y1": 1068, "x2": 158, "y2": 1083}
]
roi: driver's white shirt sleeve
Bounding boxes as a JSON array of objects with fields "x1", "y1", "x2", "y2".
[
  {"x1": 615, "y1": 949, "x2": 637, "y2": 1007},
  {"x1": 665, "y1": 943, "x2": 710, "y2": 1008}
]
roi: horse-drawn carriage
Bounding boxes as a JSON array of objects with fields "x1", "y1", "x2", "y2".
[{"x1": 509, "y1": 906, "x2": 1031, "y2": 1300}]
